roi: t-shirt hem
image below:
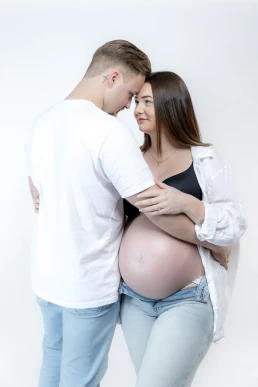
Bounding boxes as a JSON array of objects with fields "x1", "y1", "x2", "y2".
[
  {"x1": 121, "y1": 180, "x2": 155, "y2": 199},
  {"x1": 34, "y1": 291, "x2": 119, "y2": 309}
]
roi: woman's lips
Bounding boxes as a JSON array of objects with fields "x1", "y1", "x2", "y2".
[{"x1": 137, "y1": 118, "x2": 147, "y2": 124}]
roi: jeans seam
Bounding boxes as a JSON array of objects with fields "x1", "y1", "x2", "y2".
[{"x1": 180, "y1": 331, "x2": 213, "y2": 387}]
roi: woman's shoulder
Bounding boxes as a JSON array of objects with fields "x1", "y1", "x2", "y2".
[
  {"x1": 191, "y1": 145, "x2": 226, "y2": 165},
  {"x1": 191, "y1": 145, "x2": 234, "y2": 189}
]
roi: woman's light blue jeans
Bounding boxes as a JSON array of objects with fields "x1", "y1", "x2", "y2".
[
  {"x1": 36, "y1": 296, "x2": 120, "y2": 387},
  {"x1": 120, "y1": 275, "x2": 214, "y2": 387}
]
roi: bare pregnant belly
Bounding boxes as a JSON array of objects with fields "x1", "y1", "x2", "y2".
[{"x1": 119, "y1": 214, "x2": 204, "y2": 299}]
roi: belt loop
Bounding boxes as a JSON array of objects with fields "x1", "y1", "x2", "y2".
[{"x1": 195, "y1": 275, "x2": 208, "y2": 302}]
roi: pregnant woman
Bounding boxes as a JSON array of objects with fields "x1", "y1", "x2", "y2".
[{"x1": 119, "y1": 72, "x2": 246, "y2": 387}]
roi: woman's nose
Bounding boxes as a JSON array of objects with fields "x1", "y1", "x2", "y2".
[{"x1": 135, "y1": 103, "x2": 143, "y2": 114}]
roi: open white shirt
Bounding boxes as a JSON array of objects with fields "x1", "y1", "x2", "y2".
[{"x1": 191, "y1": 145, "x2": 247, "y2": 342}]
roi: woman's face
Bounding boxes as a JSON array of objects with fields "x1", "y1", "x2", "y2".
[{"x1": 134, "y1": 82, "x2": 156, "y2": 134}]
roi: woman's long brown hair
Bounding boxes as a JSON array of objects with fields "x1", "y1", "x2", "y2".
[{"x1": 140, "y1": 72, "x2": 210, "y2": 156}]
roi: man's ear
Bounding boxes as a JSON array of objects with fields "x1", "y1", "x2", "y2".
[{"x1": 108, "y1": 71, "x2": 120, "y2": 88}]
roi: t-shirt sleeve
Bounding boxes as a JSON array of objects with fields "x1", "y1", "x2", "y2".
[{"x1": 99, "y1": 120, "x2": 155, "y2": 198}]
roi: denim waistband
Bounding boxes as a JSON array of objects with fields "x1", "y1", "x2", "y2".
[{"x1": 119, "y1": 275, "x2": 209, "y2": 306}]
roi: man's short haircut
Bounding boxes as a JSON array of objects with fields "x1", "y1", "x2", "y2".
[{"x1": 86, "y1": 40, "x2": 151, "y2": 79}]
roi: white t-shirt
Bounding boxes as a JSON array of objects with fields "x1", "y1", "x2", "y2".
[{"x1": 26, "y1": 100, "x2": 155, "y2": 308}]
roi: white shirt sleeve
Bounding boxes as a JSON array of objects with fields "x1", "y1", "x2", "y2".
[
  {"x1": 195, "y1": 148, "x2": 247, "y2": 246},
  {"x1": 25, "y1": 122, "x2": 39, "y2": 187},
  {"x1": 25, "y1": 130, "x2": 33, "y2": 177},
  {"x1": 99, "y1": 120, "x2": 155, "y2": 198}
]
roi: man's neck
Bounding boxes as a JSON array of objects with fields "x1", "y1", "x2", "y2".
[{"x1": 65, "y1": 77, "x2": 104, "y2": 110}]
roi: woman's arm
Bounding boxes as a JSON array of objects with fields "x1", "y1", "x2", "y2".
[
  {"x1": 193, "y1": 166, "x2": 247, "y2": 246},
  {"x1": 126, "y1": 182, "x2": 231, "y2": 268},
  {"x1": 135, "y1": 180, "x2": 205, "y2": 224},
  {"x1": 126, "y1": 189, "x2": 231, "y2": 268},
  {"x1": 144, "y1": 212, "x2": 231, "y2": 269},
  {"x1": 135, "y1": 149, "x2": 247, "y2": 247}
]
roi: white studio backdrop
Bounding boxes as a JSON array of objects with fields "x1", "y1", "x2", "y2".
[{"x1": 0, "y1": 1, "x2": 257, "y2": 386}]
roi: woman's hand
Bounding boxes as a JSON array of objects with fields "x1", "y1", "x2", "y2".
[
  {"x1": 29, "y1": 177, "x2": 40, "y2": 213},
  {"x1": 135, "y1": 180, "x2": 185, "y2": 216},
  {"x1": 209, "y1": 245, "x2": 232, "y2": 270},
  {"x1": 135, "y1": 179, "x2": 205, "y2": 224}
]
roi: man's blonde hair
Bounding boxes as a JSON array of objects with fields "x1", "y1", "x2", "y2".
[{"x1": 86, "y1": 40, "x2": 151, "y2": 79}]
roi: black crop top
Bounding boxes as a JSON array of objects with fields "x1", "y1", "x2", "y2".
[{"x1": 123, "y1": 162, "x2": 202, "y2": 221}]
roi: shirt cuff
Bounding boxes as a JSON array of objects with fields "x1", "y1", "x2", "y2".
[{"x1": 195, "y1": 201, "x2": 218, "y2": 242}]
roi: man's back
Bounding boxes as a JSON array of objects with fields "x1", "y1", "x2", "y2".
[
  {"x1": 27, "y1": 39, "x2": 154, "y2": 387},
  {"x1": 28, "y1": 100, "x2": 154, "y2": 308}
]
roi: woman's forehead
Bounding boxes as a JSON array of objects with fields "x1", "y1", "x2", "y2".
[{"x1": 136, "y1": 83, "x2": 153, "y2": 97}]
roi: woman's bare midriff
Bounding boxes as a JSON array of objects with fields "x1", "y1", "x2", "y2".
[{"x1": 119, "y1": 213, "x2": 204, "y2": 300}]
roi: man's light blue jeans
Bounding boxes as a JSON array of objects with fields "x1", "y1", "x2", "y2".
[
  {"x1": 36, "y1": 296, "x2": 120, "y2": 387},
  {"x1": 120, "y1": 275, "x2": 214, "y2": 387}
]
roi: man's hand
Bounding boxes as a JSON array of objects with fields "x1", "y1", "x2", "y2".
[
  {"x1": 28, "y1": 177, "x2": 40, "y2": 213},
  {"x1": 209, "y1": 245, "x2": 232, "y2": 270}
]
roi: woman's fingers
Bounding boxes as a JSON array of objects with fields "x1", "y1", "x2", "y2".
[
  {"x1": 135, "y1": 198, "x2": 160, "y2": 208},
  {"x1": 32, "y1": 194, "x2": 40, "y2": 212},
  {"x1": 137, "y1": 190, "x2": 161, "y2": 199},
  {"x1": 136, "y1": 200, "x2": 164, "y2": 209},
  {"x1": 139, "y1": 205, "x2": 165, "y2": 215},
  {"x1": 154, "y1": 180, "x2": 169, "y2": 189}
]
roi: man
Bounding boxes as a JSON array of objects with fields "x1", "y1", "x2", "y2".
[{"x1": 27, "y1": 40, "x2": 229, "y2": 387}]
